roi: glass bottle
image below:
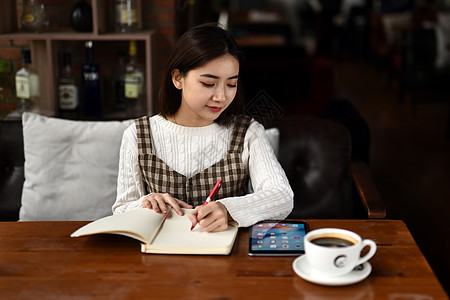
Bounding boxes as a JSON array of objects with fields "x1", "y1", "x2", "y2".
[
  {"x1": 70, "y1": 0, "x2": 93, "y2": 32},
  {"x1": 82, "y1": 41, "x2": 102, "y2": 117},
  {"x1": 20, "y1": 0, "x2": 49, "y2": 33},
  {"x1": 14, "y1": 49, "x2": 40, "y2": 116},
  {"x1": 120, "y1": 40, "x2": 144, "y2": 115},
  {"x1": 115, "y1": 0, "x2": 139, "y2": 33},
  {"x1": 58, "y1": 53, "x2": 79, "y2": 114}
]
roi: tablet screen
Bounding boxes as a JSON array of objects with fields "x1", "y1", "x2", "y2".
[{"x1": 248, "y1": 220, "x2": 309, "y2": 256}]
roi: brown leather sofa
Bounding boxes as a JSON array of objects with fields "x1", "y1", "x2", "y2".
[
  {"x1": 0, "y1": 116, "x2": 385, "y2": 221},
  {"x1": 267, "y1": 117, "x2": 385, "y2": 219}
]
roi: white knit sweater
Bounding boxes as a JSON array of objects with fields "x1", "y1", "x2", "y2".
[{"x1": 112, "y1": 115, "x2": 293, "y2": 227}]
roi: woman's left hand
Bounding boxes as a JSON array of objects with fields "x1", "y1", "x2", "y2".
[{"x1": 188, "y1": 202, "x2": 230, "y2": 232}]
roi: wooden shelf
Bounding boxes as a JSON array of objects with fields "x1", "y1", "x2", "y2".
[
  {"x1": 0, "y1": 30, "x2": 155, "y2": 41},
  {"x1": 0, "y1": 0, "x2": 153, "y2": 119}
]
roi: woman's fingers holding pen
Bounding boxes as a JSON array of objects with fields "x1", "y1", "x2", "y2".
[
  {"x1": 189, "y1": 202, "x2": 229, "y2": 232},
  {"x1": 188, "y1": 207, "x2": 200, "y2": 229},
  {"x1": 201, "y1": 202, "x2": 229, "y2": 232}
]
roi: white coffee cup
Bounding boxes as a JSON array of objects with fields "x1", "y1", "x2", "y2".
[{"x1": 304, "y1": 228, "x2": 377, "y2": 277}]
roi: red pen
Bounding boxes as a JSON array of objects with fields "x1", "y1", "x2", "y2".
[
  {"x1": 203, "y1": 179, "x2": 222, "y2": 206},
  {"x1": 190, "y1": 179, "x2": 222, "y2": 230}
]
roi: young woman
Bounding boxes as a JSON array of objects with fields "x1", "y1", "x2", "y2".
[{"x1": 113, "y1": 23, "x2": 293, "y2": 232}]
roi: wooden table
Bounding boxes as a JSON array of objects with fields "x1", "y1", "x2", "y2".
[{"x1": 0, "y1": 220, "x2": 447, "y2": 299}]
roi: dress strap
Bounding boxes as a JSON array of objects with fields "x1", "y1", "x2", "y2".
[
  {"x1": 135, "y1": 116, "x2": 152, "y2": 156},
  {"x1": 228, "y1": 115, "x2": 253, "y2": 153}
]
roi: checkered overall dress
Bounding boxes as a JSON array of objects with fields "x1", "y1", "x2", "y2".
[{"x1": 135, "y1": 115, "x2": 252, "y2": 207}]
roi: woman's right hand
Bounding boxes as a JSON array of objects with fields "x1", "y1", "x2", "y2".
[{"x1": 142, "y1": 193, "x2": 193, "y2": 216}]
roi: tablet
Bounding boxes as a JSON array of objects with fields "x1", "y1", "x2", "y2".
[{"x1": 248, "y1": 220, "x2": 309, "y2": 256}]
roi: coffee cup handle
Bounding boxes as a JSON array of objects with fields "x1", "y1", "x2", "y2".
[{"x1": 356, "y1": 239, "x2": 377, "y2": 265}]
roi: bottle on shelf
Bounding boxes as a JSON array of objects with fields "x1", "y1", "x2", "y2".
[
  {"x1": 115, "y1": 0, "x2": 139, "y2": 33},
  {"x1": 118, "y1": 40, "x2": 144, "y2": 115},
  {"x1": 70, "y1": 0, "x2": 93, "y2": 32},
  {"x1": 20, "y1": 0, "x2": 49, "y2": 33},
  {"x1": 12, "y1": 49, "x2": 40, "y2": 118},
  {"x1": 82, "y1": 41, "x2": 102, "y2": 118},
  {"x1": 58, "y1": 53, "x2": 79, "y2": 116}
]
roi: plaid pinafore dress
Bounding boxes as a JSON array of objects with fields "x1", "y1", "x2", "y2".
[{"x1": 135, "y1": 115, "x2": 252, "y2": 207}]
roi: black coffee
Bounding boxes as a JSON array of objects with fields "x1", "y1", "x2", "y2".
[{"x1": 310, "y1": 237, "x2": 355, "y2": 248}]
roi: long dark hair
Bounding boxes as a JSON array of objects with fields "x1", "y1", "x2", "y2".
[{"x1": 158, "y1": 23, "x2": 244, "y2": 126}]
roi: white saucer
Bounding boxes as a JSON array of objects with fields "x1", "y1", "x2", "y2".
[{"x1": 292, "y1": 255, "x2": 372, "y2": 286}]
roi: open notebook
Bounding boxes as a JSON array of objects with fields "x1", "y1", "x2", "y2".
[{"x1": 71, "y1": 208, "x2": 238, "y2": 255}]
